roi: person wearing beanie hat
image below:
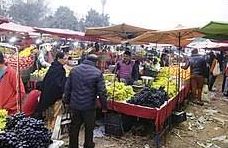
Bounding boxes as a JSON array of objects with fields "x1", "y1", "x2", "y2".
[
  {"x1": 64, "y1": 53, "x2": 107, "y2": 148},
  {"x1": 0, "y1": 51, "x2": 25, "y2": 114}
]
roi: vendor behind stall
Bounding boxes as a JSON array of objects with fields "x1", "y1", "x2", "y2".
[
  {"x1": 114, "y1": 50, "x2": 139, "y2": 85},
  {"x1": 0, "y1": 51, "x2": 25, "y2": 115},
  {"x1": 160, "y1": 49, "x2": 169, "y2": 67}
]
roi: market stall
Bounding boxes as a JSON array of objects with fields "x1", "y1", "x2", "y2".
[
  {"x1": 103, "y1": 64, "x2": 190, "y2": 129},
  {"x1": 100, "y1": 64, "x2": 190, "y2": 148},
  {"x1": 104, "y1": 85, "x2": 190, "y2": 132}
]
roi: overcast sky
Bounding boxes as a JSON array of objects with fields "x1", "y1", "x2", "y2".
[{"x1": 48, "y1": 0, "x2": 228, "y2": 30}]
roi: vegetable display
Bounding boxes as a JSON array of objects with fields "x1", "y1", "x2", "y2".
[
  {"x1": 106, "y1": 82, "x2": 134, "y2": 101},
  {"x1": 0, "y1": 113, "x2": 52, "y2": 148},
  {"x1": 127, "y1": 87, "x2": 169, "y2": 108}
]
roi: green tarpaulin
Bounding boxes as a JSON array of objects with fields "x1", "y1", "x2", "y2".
[{"x1": 200, "y1": 21, "x2": 228, "y2": 40}]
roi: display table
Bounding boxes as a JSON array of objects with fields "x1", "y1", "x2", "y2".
[{"x1": 105, "y1": 84, "x2": 190, "y2": 132}]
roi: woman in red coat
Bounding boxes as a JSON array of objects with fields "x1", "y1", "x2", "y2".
[{"x1": 0, "y1": 52, "x2": 25, "y2": 115}]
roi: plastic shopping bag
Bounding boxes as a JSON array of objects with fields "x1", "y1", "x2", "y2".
[
  {"x1": 212, "y1": 60, "x2": 221, "y2": 76},
  {"x1": 201, "y1": 84, "x2": 210, "y2": 102}
]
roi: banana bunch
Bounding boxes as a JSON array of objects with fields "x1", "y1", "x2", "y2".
[{"x1": 19, "y1": 46, "x2": 35, "y2": 57}]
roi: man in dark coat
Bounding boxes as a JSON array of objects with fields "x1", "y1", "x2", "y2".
[
  {"x1": 64, "y1": 54, "x2": 107, "y2": 148},
  {"x1": 34, "y1": 52, "x2": 67, "y2": 120}
]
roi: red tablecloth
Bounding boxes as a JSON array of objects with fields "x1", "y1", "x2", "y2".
[{"x1": 106, "y1": 84, "x2": 190, "y2": 132}]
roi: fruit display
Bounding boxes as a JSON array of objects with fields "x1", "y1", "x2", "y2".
[
  {"x1": 6, "y1": 56, "x2": 34, "y2": 70},
  {"x1": 106, "y1": 82, "x2": 134, "y2": 101},
  {"x1": 161, "y1": 66, "x2": 190, "y2": 80},
  {"x1": 0, "y1": 113, "x2": 52, "y2": 148},
  {"x1": 30, "y1": 67, "x2": 49, "y2": 81},
  {"x1": 104, "y1": 74, "x2": 115, "y2": 82},
  {"x1": 151, "y1": 68, "x2": 177, "y2": 97},
  {"x1": 152, "y1": 78, "x2": 177, "y2": 98},
  {"x1": 127, "y1": 87, "x2": 169, "y2": 108},
  {"x1": 0, "y1": 110, "x2": 7, "y2": 131},
  {"x1": 19, "y1": 46, "x2": 36, "y2": 58},
  {"x1": 0, "y1": 47, "x2": 15, "y2": 54},
  {"x1": 69, "y1": 49, "x2": 83, "y2": 59}
]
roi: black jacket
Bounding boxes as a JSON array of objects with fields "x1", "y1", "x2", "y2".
[
  {"x1": 183, "y1": 54, "x2": 207, "y2": 77},
  {"x1": 36, "y1": 60, "x2": 66, "y2": 113},
  {"x1": 64, "y1": 60, "x2": 107, "y2": 111}
]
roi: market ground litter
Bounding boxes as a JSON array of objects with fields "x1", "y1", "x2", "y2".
[{"x1": 62, "y1": 75, "x2": 228, "y2": 148}]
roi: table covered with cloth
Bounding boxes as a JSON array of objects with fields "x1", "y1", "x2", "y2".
[{"x1": 105, "y1": 84, "x2": 190, "y2": 132}]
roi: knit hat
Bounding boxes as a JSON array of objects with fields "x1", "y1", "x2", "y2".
[{"x1": 86, "y1": 54, "x2": 98, "y2": 62}]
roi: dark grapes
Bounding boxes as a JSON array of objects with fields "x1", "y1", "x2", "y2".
[
  {"x1": 0, "y1": 113, "x2": 52, "y2": 148},
  {"x1": 127, "y1": 87, "x2": 169, "y2": 108}
]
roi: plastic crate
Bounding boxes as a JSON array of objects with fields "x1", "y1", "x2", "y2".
[{"x1": 104, "y1": 112, "x2": 124, "y2": 137}]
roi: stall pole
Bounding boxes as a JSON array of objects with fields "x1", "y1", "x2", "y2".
[
  {"x1": 175, "y1": 32, "x2": 182, "y2": 110},
  {"x1": 16, "y1": 47, "x2": 22, "y2": 112}
]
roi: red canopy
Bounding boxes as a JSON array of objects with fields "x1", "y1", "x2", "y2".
[
  {"x1": 34, "y1": 27, "x2": 84, "y2": 38},
  {"x1": 0, "y1": 22, "x2": 34, "y2": 33}
]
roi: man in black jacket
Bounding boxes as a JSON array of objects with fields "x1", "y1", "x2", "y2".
[
  {"x1": 64, "y1": 54, "x2": 107, "y2": 148},
  {"x1": 34, "y1": 52, "x2": 67, "y2": 127}
]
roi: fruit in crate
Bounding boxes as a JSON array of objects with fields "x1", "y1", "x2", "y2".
[
  {"x1": 6, "y1": 56, "x2": 34, "y2": 70},
  {"x1": 0, "y1": 109, "x2": 7, "y2": 131},
  {"x1": 106, "y1": 82, "x2": 134, "y2": 101}
]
